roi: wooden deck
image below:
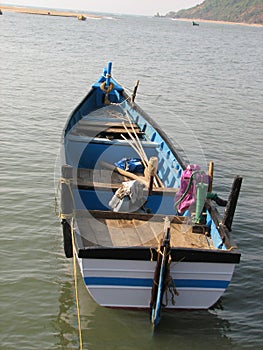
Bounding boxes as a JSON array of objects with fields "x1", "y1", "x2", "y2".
[
  {"x1": 72, "y1": 169, "x2": 209, "y2": 250},
  {"x1": 75, "y1": 210, "x2": 214, "y2": 250}
]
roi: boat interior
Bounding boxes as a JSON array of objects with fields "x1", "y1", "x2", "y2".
[
  {"x1": 63, "y1": 104, "x2": 223, "y2": 251},
  {"x1": 66, "y1": 104, "x2": 183, "y2": 188}
]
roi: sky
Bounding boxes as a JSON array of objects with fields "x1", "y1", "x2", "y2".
[{"x1": 3, "y1": 0, "x2": 202, "y2": 16}]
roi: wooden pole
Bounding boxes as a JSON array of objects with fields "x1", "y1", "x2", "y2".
[
  {"x1": 222, "y1": 176, "x2": 243, "y2": 231},
  {"x1": 208, "y1": 160, "x2": 214, "y2": 193},
  {"x1": 148, "y1": 157, "x2": 158, "y2": 195},
  {"x1": 131, "y1": 80, "x2": 140, "y2": 102}
]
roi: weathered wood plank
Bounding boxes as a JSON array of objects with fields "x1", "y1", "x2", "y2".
[
  {"x1": 130, "y1": 220, "x2": 149, "y2": 246},
  {"x1": 106, "y1": 219, "x2": 130, "y2": 246},
  {"x1": 77, "y1": 216, "x2": 114, "y2": 247},
  {"x1": 133, "y1": 219, "x2": 160, "y2": 246},
  {"x1": 78, "y1": 120, "x2": 140, "y2": 128},
  {"x1": 77, "y1": 209, "x2": 184, "y2": 223},
  {"x1": 76, "y1": 218, "x2": 99, "y2": 246},
  {"x1": 148, "y1": 221, "x2": 164, "y2": 243}
]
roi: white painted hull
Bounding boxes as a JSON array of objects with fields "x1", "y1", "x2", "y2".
[{"x1": 76, "y1": 257, "x2": 235, "y2": 309}]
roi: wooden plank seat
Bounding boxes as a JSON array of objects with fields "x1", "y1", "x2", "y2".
[
  {"x1": 71, "y1": 119, "x2": 144, "y2": 139},
  {"x1": 75, "y1": 168, "x2": 179, "y2": 195},
  {"x1": 78, "y1": 119, "x2": 140, "y2": 128}
]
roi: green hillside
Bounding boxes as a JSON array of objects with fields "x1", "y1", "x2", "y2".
[{"x1": 166, "y1": 0, "x2": 263, "y2": 24}]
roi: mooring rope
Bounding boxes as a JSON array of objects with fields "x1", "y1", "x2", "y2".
[
  {"x1": 55, "y1": 177, "x2": 75, "y2": 220},
  {"x1": 71, "y1": 219, "x2": 83, "y2": 350},
  {"x1": 54, "y1": 180, "x2": 61, "y2": 218}
]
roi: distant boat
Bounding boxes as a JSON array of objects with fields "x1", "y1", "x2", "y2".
[
  {"x1": 193, "y1": 21, "x2": 199, "y2": 26},
  {"x1": 58, "y1": 62, "x2": 242, "y2": 329},
  {"x1": 154, "y1": 12, "x2": 166, "y2": 18},
  {"x1": 77, "y1": 15, "x2": 86, "y2": 21}
]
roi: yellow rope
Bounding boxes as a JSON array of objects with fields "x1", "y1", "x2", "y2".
[
  {"x1": 60, "y1": 177, "x2": 72, "y2": 185},
  {"x1": 60, "y1": 213, "x2": 73, "y2": 220},
  {"x1": 149, "y1": 247, "x2": 154, "y2": 262},
  {"x1": 71, "y1": 219, "x2": 83, "y2": 350},
  {"x1": 227, "y1": 246, "x2": 238, "y2": 251},
  {"x1": 54, "y1": 180, "x2": 61, "y2": 217}
]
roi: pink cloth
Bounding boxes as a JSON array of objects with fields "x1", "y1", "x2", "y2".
[{"x1": 174, "y1": 164, "x2": 201, "y2": 214}]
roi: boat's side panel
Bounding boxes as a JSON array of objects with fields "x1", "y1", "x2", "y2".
[
  {"x1": 77, "y1": 258, "x2": 235, "y2": 309},
  {"x1": 122, "y1": 99, "x2": 185, "y2": 187}
]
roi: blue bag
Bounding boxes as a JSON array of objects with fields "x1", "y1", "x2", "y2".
[{"x1": 114, "y1": 158, "x2": 144, "y2": 173}]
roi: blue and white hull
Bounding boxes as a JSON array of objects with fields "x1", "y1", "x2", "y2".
[{"x1": 77, "y1": 257, "x2": 235, "y2": 309}]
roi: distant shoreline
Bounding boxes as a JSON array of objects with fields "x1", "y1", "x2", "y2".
[
  {"x1": 1, "y1": 5, "x2": 262, "y2": 26},
  {"x1": 173, "y1": 17, "x2": 263, "y2": 27},
  {"x1": 0, "y1": 5, "x2": 102, "y2": 19}
]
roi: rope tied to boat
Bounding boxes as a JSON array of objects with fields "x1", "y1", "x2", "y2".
[
  {"x1": 163, "y1": 255, "x2": 179, "y2": 306},
  {"x1": 54, "y1": 181, "x2": 61, "y2": 218},
  {"x1": 153, "y1": 242, "x2": 180, "y2": 307},
  {"x1": 100, "y1": 81, "x2": 114, "y2": 105},
  {"x1": 227, "y1": 246, "x2": 238, "y2": 251},
  {"x1": 59, "y1": 212, "x2": 73, "y2": 220},
  {"x1": 100, "y1": 81, "x2": 114, "y2": 93},
  {"x1": 54, "y1": 176, "x2": 72, "y2": 218},
  {"x1": 58, "y1": 175, "x2": 75, "y2": 220},
  {"x1": 149, "y1": 247, "x2": 154, "y2": 262},
  {"x1": 70, "y1": 218, "x2": 83, "y2": 350},
  {"x1": 60, "y1": 177, "x2": 72, "y2": 186},
  {"x1": 156, "y1": 244, "x2": 165, "y2": 257}
]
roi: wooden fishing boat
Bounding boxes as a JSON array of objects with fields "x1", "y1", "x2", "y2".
[{"x1": 59, "y1": 62, "x2": 242, "y2": 327}]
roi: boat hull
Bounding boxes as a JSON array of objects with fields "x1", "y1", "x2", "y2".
[
  {"x1": 58, "y1": 62, "x2": 241, "y2": 318},
  {"x1": 77, "y1": 257, "x2": 235, "y2": 309}
]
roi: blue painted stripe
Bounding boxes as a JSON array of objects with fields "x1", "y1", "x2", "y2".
[{"x1": 84, "y1": 277, "x2": 229, "y2": 289}]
